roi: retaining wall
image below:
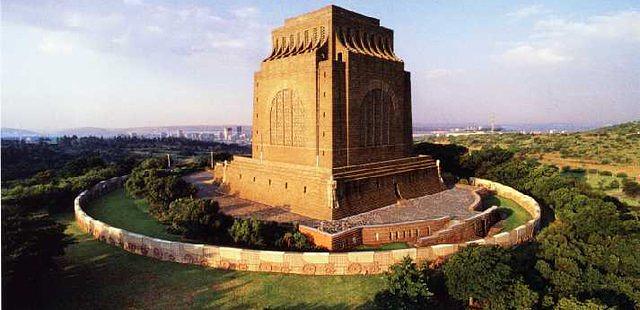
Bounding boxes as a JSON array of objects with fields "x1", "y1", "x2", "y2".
[
  {"x1": 298, "y1": 184, "x2": 484, "y2": 250},
  {"x1": 74, "y1": 176, "x2": 541, "y2": 275}
]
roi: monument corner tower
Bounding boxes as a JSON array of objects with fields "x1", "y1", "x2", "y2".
[{"x1": 215, "y1": 5, "x2": 444, "y2": 220}]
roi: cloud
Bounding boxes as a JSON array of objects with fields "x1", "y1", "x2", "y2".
[
  {"x1": 145, "y1": 25, "x2": 163, "y2": 34},
  {"x1": 3, "y1": 1, "x2": 267, "y2": 59},
  {"x1": 232, "y1": 7, "x2": 259, "y2": 19},
  {"x1": 506, "y1": 5, "x2": 545, "y2": 20},
  {"x1": 210, "y1": 38, "x2": 246, "y2": 48},
  {"x1": 501, "y1": 45, "x2": 569, "y2": 66},
  {"x1": 424, "y1": 69, "x2": 464, "y2": 80},
  {"x1": 38, "y1": 33, "x2": 74, "y2": 55},
  {"x1": 499, "y1": 10, "x2": 640, "y2": 66},
  {"x1": 533, "y1": 11, "x2": 640, "y2": 41},
  {"x1": 123, "y1": 0, "x2": 142, "y2": 5}
]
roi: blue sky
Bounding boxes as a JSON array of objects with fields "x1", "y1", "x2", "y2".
[{"x1": 2, "y1": 0, "x2": 639, "y2": 130}]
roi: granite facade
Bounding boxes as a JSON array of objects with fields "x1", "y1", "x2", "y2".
[{"x1": 215, "y1": 6, "x2": 444, "y2": 220}]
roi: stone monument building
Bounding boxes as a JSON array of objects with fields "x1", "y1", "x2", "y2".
[{"x1": 215, "y1": 5, "x2": 444, "y2": 220}]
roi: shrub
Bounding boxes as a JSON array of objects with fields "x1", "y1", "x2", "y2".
[
  {"x1": 166, "y1": 198, "x2": 231, "y2": 241},
  {"x1": 598, "y1": 170, "x2": 612, "y2": 176},
  {"x1": 228, "y1": 218, "x2": 265, "y2": 247},
  {"x1": 570, "y1": 167, "x2": 586, "y2": 174},
  {"x1": 275, "y1": 231, "x2": 313, "y2": 251},
  {"x1": 372, "y1": 256, "x2": 433, "y2": 309},
  {"x1": 588, "y1": 169, "x2": 599, "y2": 174},
  {"x1": 561, "y1": 166, "x2": 571, "y2": 173},
  {"x1": 607, "y1": 180, "x2": 620, "y2": 190},
  {"x1": 616, "y1": 172, "x2": 628, "y2": 178},
  {"x1": 622, "y1": 180, "x2": 640, "y2": 198}
]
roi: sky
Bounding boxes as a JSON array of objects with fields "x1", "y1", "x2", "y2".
[{"x1": 1, "y1": 0, "x2": 639, "y2": 131}]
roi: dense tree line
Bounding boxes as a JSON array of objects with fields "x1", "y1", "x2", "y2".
[
  {"x1": 1, "y1": 136, "x2": 248, "y2": 183},
  {"x1": 0, "y1": 136, "x2": 244, "y2": 309},
  {"x1": 377, "y1": 144, "x2": 640, "y2": 309}
]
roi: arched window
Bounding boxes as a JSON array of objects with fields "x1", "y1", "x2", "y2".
[
  {"x1": 360, "y1": 89, "x2": 393, "y2": 146},
  {"x1": 270, "y1": 89, "x2": 305, "y2": 146}
]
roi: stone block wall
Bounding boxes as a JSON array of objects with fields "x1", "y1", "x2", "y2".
[
  {"x1": 416, "y1": 207, "x2": 501, "y2": 246},
  {"x1": 75, "y1": 177, "x2": 540, "y2": 275},
  {"x1": 215, "y1": 155, "x2": 445, "y2": 221},
  {"x1": 299, "y1": 217, "x2": 452, "y2": 251},
  {"x1": 217, "y1": 157, "x2": 334, "y2": 220}
]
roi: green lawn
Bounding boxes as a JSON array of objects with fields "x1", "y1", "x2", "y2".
[
  {"x1": 483, "y1": 195, "x2": 532, "y2": 232},
  {"x1": 42, "y1": 190, "x2": 384, "y2": 309},
  {"x1": 84, "y1": 188, "x2": 181, "y2": 241},
  {"x1": 355, "y1": 242, "x2": 410, "y2": 251}
]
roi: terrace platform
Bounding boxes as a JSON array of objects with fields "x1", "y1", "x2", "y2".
[{"x1": 185, "y1": 171, "x2": 498, "y2": 250}]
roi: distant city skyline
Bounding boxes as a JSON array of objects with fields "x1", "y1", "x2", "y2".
[{"x1": 2, "y1": 0, "x2": 639, "y2": 130}]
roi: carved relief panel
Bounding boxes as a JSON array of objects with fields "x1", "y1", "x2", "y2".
[{"x1": 269, "y1": 89, "x2": 305, "y2": 147}]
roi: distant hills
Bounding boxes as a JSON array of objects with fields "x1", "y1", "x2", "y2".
[
  {"x1": 592, "y1": 120, "x2": 640, "y2": 135},
  {"x1": 2, "y1": 121, "x2": 638, "y2": 139},
  {"x1": 1, "y1": 128, "x2": 43, "y2": 138},
  {"x1": 0, "y1": 125, "x2": 248, "y2": 139}
]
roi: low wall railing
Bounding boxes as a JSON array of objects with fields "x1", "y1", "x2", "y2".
[{"x1": 74, "y1": 176, "x2": 541, "y2": 275}]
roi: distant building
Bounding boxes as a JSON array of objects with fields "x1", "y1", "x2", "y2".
[{"x1": 224, "y1": 127, "x2": 233, "y2": 140}]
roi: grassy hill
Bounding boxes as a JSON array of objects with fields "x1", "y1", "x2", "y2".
[
  {"x1": 420, "y1": 120, "x2": 640, "y2": 177},
  {"x1": 419, "y1": 120, "x2": 640, "y2": 207}
]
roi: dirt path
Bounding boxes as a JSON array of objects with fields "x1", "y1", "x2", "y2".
[{"x1": 182, "y1": 170, "x2": 220, "y2": 198}]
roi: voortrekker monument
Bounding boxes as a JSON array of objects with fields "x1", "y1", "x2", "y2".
[
  {"x1": 73, "y1": 5, "x2": 540, "y2": 259},
  {"x1": 214, "y1": 5, "x2": 445, "y2": 221}
]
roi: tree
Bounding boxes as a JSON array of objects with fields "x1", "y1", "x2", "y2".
[
  {"x1": 483, "y1": 159, "x2": 539, "y2": 191},
  {"x1": 536, "y1": 185, "x2": 640, "y2": 308},
  {"x1": 124, "y1": 157, "x2": 197, "y2": 221},
  {"x1": 2, "y1": 207, "x2": 67, "y2": 308},
  {"x1": 489, "y1": 282, "x2": 539, "y2": 310},
  {"x1": 372, "y1": 256, "x2": 434, "y2": 309},
  {"x1": 228, "y1": 218, "x2": 264, "y2": 247},
  {"x1": 413, "y1": 142, "x2": 468, "y2": 177},
  {"x1": 146, "y1": 175, "x2": 196, "y2": 220},
  {"x1": 443, "y1": 246, "x2": 536, "y2": 308},
  {"x1": 459, "y1": 147, "x2": 515, "y2": 178},
  {"x1": 124, "y1": 158, "x2": 169, "y2": 198},
  {"x1": 166, "y1": 198, "x2": 231, "y2": 241},
  {"x1": 58, "y1": 154, "x2": 106, "y2": 177},
  {"x1": 555, "y1": 298, "x2": 609, "y2": 310}
]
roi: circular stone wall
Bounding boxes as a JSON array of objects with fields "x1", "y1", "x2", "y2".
[{"x1": 74, "y1": 176, "x2": 540, "y2": 275}]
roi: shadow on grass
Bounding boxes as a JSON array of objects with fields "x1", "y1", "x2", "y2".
[
  {"x1": 496, "y1": 207, "x2": 514, "y2": 219},
  {"x1": 35, "y1": 212, "x2": 383, "y2": 309}
]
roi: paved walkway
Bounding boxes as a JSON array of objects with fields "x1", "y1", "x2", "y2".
[{"x1": 185, "y1": 170, "x2": 481, "y2": 233}]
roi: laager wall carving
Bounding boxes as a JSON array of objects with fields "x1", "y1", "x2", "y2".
[{"x1": 75, "y1": 176, "x2": 541, "y2": 275}]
